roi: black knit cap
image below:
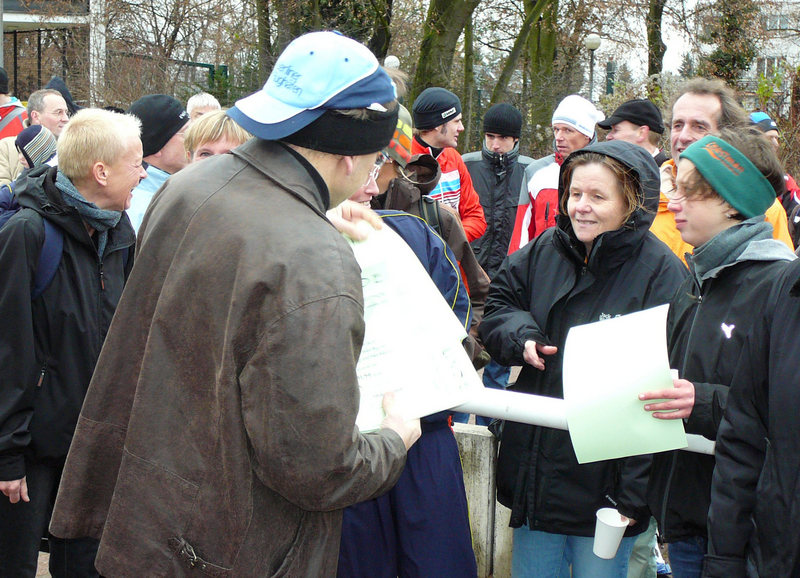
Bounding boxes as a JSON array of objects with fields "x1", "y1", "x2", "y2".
[
  {"x1": 597, "y1": 99, "x2": 665, "y2": 134},
  {"x1": 0, "y1": 67, "x2": 8, "y2": 94},
  {"x1": 483, "y1": 103, "x2": 522, "y2": 138},
  {"x1": 412, "y1": 87, "x2": 462, "y2": 130},
  {"x1": 127, "y1": 94, "x2": 189, "y2": 157}
]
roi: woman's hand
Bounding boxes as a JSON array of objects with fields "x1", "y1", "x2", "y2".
[
  {"x1": 523, "y1": 340, "x2": 558, "y2": 370},
  {"x1": 639, "y1": 378, "x2": 695, "y2": 419}
]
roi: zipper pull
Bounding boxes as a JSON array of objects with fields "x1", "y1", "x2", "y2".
[
  {"x1": 36, "y1": 367, "x2": 45, "y2": 387},
  {"x1": 99, "y1": 263, "x2": 105, "y2": 290}
]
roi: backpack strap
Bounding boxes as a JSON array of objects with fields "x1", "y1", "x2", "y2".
[
  {"x1": 32, "y1": 218, "x2": 63, "y2": 300},
  {"x1": 418, "y1": 195, "x2": 442, "y2": 237},
  {"x1": 0, "y1": 105, "x2": 25, "y2": 134}
]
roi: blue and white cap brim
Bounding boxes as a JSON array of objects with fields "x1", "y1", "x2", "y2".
[{"x1": 228, "y1": 31, "x2": 397, "y2": 141}]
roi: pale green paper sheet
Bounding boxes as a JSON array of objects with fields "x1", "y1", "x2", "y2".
[
  {"x1": 562, "y1": 304, "x2": 687, "y2": 464},
  {"x1": 347, "y1": 226, "x2": 483, "y2": 432}
]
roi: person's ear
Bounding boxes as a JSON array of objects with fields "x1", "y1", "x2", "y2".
[
  {"x1": 92, "y1": 161, "x2": 108, "y2": 186},
  {"x1": 342, "y1": 155, "x2": 356, "y2": 176}
]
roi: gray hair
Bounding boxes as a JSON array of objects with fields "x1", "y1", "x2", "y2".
[
  {"x1": 186, "y1": 92, "x2": 221, "y2": 116},
  {"x1": 27, "y1": 89, "x2": 64, "y2": 115}
]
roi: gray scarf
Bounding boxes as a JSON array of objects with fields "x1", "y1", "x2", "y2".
[
  {"x1": 689, "y1": 218, "x2": 773, "y2": 282},
  {"x1": 55, "y1": 171, "x2": 121, "y2": 257}
]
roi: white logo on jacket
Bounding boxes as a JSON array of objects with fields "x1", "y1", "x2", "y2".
[{"x1": 721, "y1": 323, "x2": 735, "y2": 339}]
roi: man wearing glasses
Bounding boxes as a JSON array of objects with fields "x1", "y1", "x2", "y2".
[{"x1": 0, "y1": 89, "x2": 70, "y2": 185}]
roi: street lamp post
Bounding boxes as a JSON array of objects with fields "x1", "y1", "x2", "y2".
[{"x1": 584, "y1": 33, "x2": 602, "y2": 102}]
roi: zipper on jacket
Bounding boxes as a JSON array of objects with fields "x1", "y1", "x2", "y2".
[
  {"x1": 661, "y1": 276, "x2": 704, "y2": 537},
  {"x1": 99, "y1": 262, "x2": 105, "y2": 290},
  {"x1": 36, "y1": 366, "x2": 46, "y2": 387}
]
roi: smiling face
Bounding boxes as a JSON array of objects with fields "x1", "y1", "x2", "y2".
[
  {"x1": 102, "y1": 136, "x2": 147, "y2": 211},
  {"x1": 32, "y1": 94, "x2": 70, "y2": 137},
  {"x1": 670, "y1": 93, "x2": 721, "y2": 159},
  {"x1": 668, "y1": 158, "x2": 735, "y2": 247},
  {"x1": 566, "y1": 162, "x2": 629, "y2": 253}
]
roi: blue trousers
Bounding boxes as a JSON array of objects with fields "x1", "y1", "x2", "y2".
[
  {"x1": 668, "y1": 536, "x2": 706, "y2": 578},
  {"x1": 512, "y1": 526, "x2": 636, "y2": 578},
  {"x1": 475, "y1": 360, "x2": 511, "y2": 426},
  {"x1": 338, "y1": 424, "x2": 477, "y2": 577},
  {"x1": 0, "y1": 457, "x2": 99, "y2": 577}
]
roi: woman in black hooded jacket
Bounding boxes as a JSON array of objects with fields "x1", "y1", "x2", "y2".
[{"x1": 480, "y1": 140, "x2": 686, "y2": 577}]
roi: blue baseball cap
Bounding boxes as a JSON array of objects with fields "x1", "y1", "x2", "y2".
[
  {"x1": 228, "y1": 31, "x2": 397, "y2": 141},
  {"x1": 749, "y1": 111, "x2": 778, "y2": 133}
]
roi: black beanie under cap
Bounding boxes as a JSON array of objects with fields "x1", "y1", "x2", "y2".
[
  {"x1": 127, "y1": 94, "x2": 189, "y2": 157},
  {"x1": 483, "y1": 103, "x2": 522, "y2": 138},
  {"x1": 413, "y1": 87, "x2": 462, "y2": 130},
  {"x1": 282, "y1": 106, "x2": 400, "y2": 156}
]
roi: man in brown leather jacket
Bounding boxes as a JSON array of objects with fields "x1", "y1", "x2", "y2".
[{"x1": 49, "y1": 31, "x2": 420, "y2": 577}]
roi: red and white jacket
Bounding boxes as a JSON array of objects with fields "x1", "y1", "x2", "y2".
[{"x1": 412, "y1": 137, "x2": 486, "y2": 242}]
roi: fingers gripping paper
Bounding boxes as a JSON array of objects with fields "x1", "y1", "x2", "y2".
[
  {"x1": 347, "y1": 226, "x2": 483, "y2": 431},
  {"x1": 562, "y1": 305, "x2": 687, "y2": 464}
]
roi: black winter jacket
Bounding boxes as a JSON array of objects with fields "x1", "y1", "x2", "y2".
[
  {"x1": 0, "y1": 165, "x2": 134, "y2": 480},
  {"x1": 479, "y1": 141, "x2": 687, "y2": 536},
  {"x1": 704, "y1": 258, "x2": 800, "y2": 578},
  {"x1": 647, "y1": 221, "x2": 795, "y2": 543},
  {"x1": 463, "y1": 144, "x2": 533, "y2": 279}
]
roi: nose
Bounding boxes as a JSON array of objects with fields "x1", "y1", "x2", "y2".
[
  {"x1": 666, "y1": 198, "x2": 682, "y2": 213},
  {"x1": 364, "y1": 174, "x2": 380, "y2": 196},
  {"x1": 573, "y1": 195, "x2": 591, "y2": 212}
]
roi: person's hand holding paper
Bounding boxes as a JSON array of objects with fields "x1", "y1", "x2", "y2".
[{"x1": 639, "y1": 376, "x2": 696, "y2": 419}]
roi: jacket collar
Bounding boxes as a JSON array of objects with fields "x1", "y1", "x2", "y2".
[
  {"x1": 482, "y1": 142, "x2": 520, "y2": 174},
  {"x1": 232, "y1": 139, "x2": 330, "y2": 212}
]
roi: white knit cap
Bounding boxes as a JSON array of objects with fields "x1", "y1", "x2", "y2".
[{"x1": 551, "y1": 94, "x2": 605, "y2": 138}]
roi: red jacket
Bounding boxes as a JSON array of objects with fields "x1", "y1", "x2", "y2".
[
  {"x1": 0, "y1": 99, "x2": 27, "y2": 140},
  {"x1": 412, "y1": 137, "x2": 486, "y2": 242},
  {"x1": 508, "y1": 153, "x2": 562, "y2": 253}
]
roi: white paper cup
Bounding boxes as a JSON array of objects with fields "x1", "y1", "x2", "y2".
[{"x1": 593, "y1": 507, "x2": 628, "y2": 559}]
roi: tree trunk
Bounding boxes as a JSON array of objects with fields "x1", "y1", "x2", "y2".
[
  {"x1": 489, "y1": 0, "x2": 547, "y2": 106},
  {"x1": 368, "y1": 0, "x2": 393, "y2": 59},
  {"x1": 256, "y1": 0, "x2": 273, "y2": 82},
  {"x1": 462, "y1": 15, "x2": 475, "y2": 152},
  {"x1": 646, "y1": 0, "x2": 667, "y2": 81},
  {"x1": 411, "y1": 0, "x2": 481, "y2": 103}
]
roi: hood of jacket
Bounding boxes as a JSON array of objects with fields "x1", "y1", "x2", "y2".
[
  {"x1": 554, "y1": 140, "x2": 661, "y2": 270},
  {"x1": 376, "y1": 153, "x2": 442, "y2": 212}
]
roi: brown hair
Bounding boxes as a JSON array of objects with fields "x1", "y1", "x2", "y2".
[
  {"x1": 559, "y1": 152, "x2": 644, "y2": 225},
  {"x1": 680, "y1": 126, "x2": 785, "y2": 218},
  {"x1": 669, "y1": 78, "x2": 749, "y2": 130}
]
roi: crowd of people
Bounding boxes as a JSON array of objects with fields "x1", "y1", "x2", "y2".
[{"x1": 0, "y1": 29, "x2": 796, "y2": 578}]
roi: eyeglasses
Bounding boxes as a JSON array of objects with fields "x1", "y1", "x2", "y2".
[{"x1": 363, "y1": 153, "x2": 387, "y2": 186}]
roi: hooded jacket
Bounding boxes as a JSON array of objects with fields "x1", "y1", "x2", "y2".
[
  {"x1": 411, "y1": 136, "x2": 486, "y2": 242},
  {"x1": 0, "y1": 165, "x2": 134, "y2": 480},
  {"x1": 374, "y1": 154, "x2": 489, "y2": 302},
  {"x1": 508, "y1": 136, "x2": 599, "y2": 254},
  {"x1": 704, "y1": 259, "x2": 800, "y2": 578},
  {"x1": 48, "y1": 140, "x2": 407, "y2": 577},
  {"x1": 648, "y1": 220, "x2": 795, "y2": 544},
  {"x1": 462, "y1": 143, "x2": 534, "y2": 279},
  {"x1": 479, "y1": 140, "x2": 687, "y2": 536}
]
